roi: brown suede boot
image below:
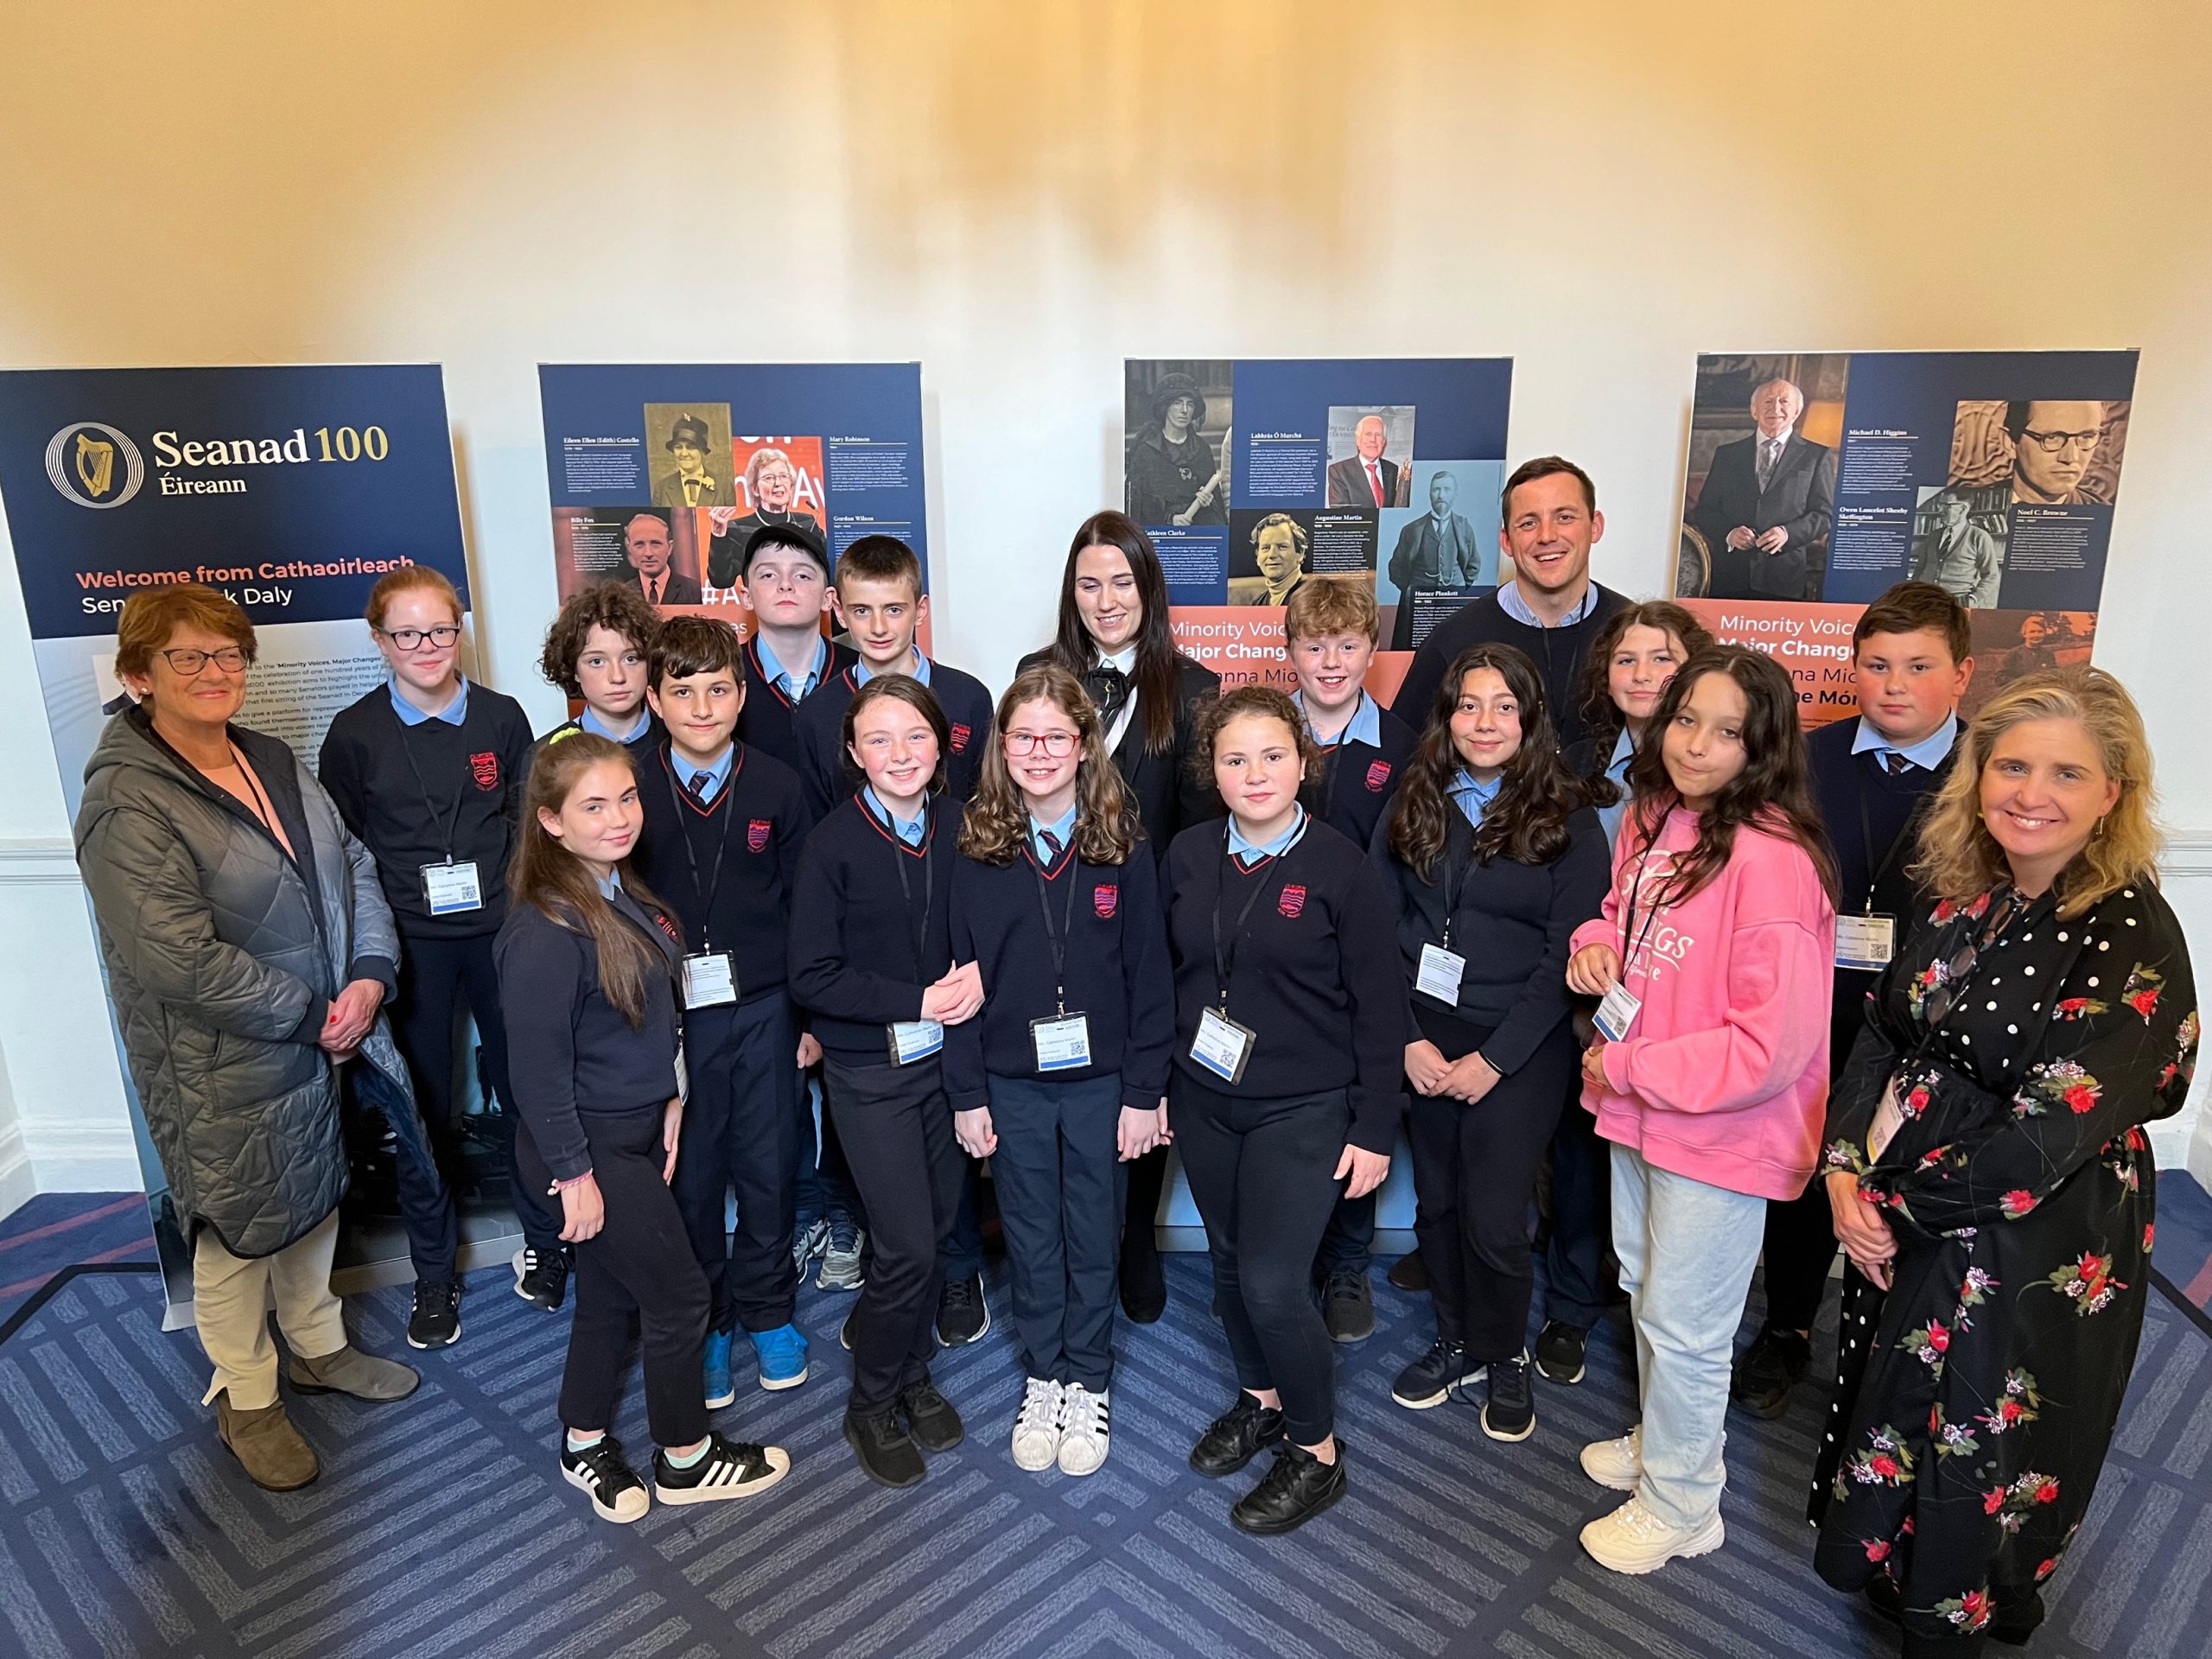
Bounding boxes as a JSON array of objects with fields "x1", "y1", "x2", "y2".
[
  {"x1": 287, "y1": 1345, "x2": 420, "y2": 1402},
  {"x1": 215, "y1": 1394, "x2": 320, "y2": 1491}
]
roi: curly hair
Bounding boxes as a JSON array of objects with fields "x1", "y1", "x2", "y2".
[
  {"x1": 1573, "y1": 601, "x2": 1713, "y2": 804},
  {"x1": 1911, "y1": 666, "x2": 2159, "y2": 920},
  {"x1": 1187, "y1": 683, "x2": 1319, "y2": 791},
  {"x1": 958, "y1": 665, "x2": 1140, "y2": 867},
  {"x1": 539, "y1": 581, "x2": 663, "y2": 698}
]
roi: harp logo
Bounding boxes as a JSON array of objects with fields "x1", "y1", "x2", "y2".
[{"x1": 45, "y1": 423, "x2": 147, "y2": 508}]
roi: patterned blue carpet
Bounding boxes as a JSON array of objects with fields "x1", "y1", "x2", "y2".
[{"x1": 0, "y1": 1198, "x2": 2209, "y2": 1656}]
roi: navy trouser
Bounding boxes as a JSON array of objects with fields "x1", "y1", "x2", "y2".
[
  {"x1": 795, "y1": 1065, "x2": 865, "y2": 1229},
  {"x1": 347, "y1": 1058, "x2": 454, "y2": 1281},
  {"x1": 1543, "y1": 1089, "x2": 1612, "y2": 1329},
  {"x1": 673, "y1": 991, "x2": 801, "y2": 1336},
  {"x1": 986, "y1": 1072, "x2": 1125, "y2": 1393},
  {"x1": 1315, "y1": 1189, "x2": 1376, "y2": 1277}
]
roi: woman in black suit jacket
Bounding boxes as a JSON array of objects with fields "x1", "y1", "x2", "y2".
[{"x1": 1021, "y1": 510, "x2": 1219, "y2": 1319}]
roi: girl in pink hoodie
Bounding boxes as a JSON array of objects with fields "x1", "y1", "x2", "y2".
[{"x1": 1564, "y1": 645, "x2": 1837, "y2": 1576}]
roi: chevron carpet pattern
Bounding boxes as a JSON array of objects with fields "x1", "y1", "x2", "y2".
[{"x1": 0, "y1": 1240, "x2": 2208, "y2": 1656}]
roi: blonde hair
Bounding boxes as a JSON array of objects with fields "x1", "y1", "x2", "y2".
[
  {"x1": 1281, "y1": 575, "x2": 1378, "y2": 646},
  {"x1": 1912, "y1": 666, "x2": 2160, "y2": 919}
]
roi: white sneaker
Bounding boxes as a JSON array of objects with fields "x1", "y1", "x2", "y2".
[
  {"x1": 1579, "y1": 1495, "x2": 1725, "y2": 1574},
  {"x1": 1010, "y1": 1377, "x2": 1065, "y2": 1471},
  {"x1": 1056, "y1": 1383, "x2": 1110, "y2": 1478},
  {"x1": 1580, "y1": 1427, "x2": 1641, "y2": 1492}
]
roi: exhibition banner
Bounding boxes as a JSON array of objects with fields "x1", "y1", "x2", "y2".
[
  {"x1": 538, "y1": 362, "x2": 930, "y2": 643},
  {"x1": 0, "y1": 364, "x2": 475, "y2": 1308},
  {"x1": 1673, "y1": 350, "x2": 2137, "y2": 724},
  {"x1": 1124, "y1": 358, "x2": 1513, "y2": 699}
]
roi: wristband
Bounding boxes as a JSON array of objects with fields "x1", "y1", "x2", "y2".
[{"x1": 553, "y1": 1171, "x2": 594, "y2": 1191}]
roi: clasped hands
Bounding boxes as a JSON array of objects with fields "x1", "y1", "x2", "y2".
[
  {"x1": 1725, "y1": 524, "x2": 1790, "y2": 555},
  {"x1": 318, "y1": 977, "x2": 385, "y2": 1060}
]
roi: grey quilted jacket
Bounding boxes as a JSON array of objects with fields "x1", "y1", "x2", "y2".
[{"x1": 74, "y1": 707, "x2": 416, "y2": 1258}]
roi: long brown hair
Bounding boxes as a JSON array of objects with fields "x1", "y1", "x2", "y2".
[
  {"x1": 508, "y1": 732, "x2": 673, "y2": 1027},
  {"x1": 1044, "y1": 511, "x2": 1192, "y2": 755},
  {"x1": 1622, "y1": 645, "x2": 1839, "y2": 908},
  {"x1": 1574, "y1": 601, "x2": 1713, "y2": 803},
  {"x1": 958, "y1": 665, "x2": 1140, "y2": 866},
  {"x1": 1388, "y1": 643, "x2": 1582, "y2": 880}
]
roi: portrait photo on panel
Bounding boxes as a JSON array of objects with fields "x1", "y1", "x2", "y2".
[
  {"x1": 1325, "y1": 405, "x2": 1415, "y2": 508},
  {"x1": 1376, "y1": 459, "x2": 1503, "y2": 652},
  {"x1": 1947, "y1": 397, "x2": 2131, "y2": 508},
  {"x1": 1910, "y1": 485, "x2": 2006, "y2": 609},
  {"x1": 708, "y1": 437, "x2": 828, "y2": 587},
  {"x1": 1680, "y1": 353, "x2": 1845, "y2": 603},
  {"x1": 1124, "y1": 359, "x2": 1233, "y2": 528},
  {"x1": 1961, "y1": 607, "x2": 2097, "y2": 720},
  {"x1": 1225, "y1": 508, "x2": 1317, "y2": 607},
  {"x1": 644, "y1": 403, "x2": 734, "y2": 511},
  {"x1": 552, "y1": 505, "x2": 704, "y2": 605}
]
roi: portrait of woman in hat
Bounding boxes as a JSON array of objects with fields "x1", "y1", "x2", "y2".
[
  {"x1": 651, "y1": 407, "x2": 732, "y2": 510},
  {"x1": 1126, "y1": 368, "x2": 1230, "y2": 529}
]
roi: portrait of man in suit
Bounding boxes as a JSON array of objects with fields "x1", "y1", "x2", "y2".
[
  {"x1": 651, "y1": 411, "x2": 728, "y2": 510},
  {"x1": 1227, "y1": 512, "x2": 1310, "y2": 607},
  {"x1": 1326, "y1": 414, "x2": 1410, "y2": 508},
  {"x1": 1384, "y1": 469, "x2": 1482, "y2": 649},
  {"x1": 1689, "y1": 376, "x2": 1837, "y2": 601},
  {"x1": 2005, "y1": 399, "x2": 2106, "y2": 505},
  {"x1": 1910, "y1": 489, "x2": 2005, "y2": 608},
  {"x1": 624, "y1": 509, "x2": 702, "y2": 607}
]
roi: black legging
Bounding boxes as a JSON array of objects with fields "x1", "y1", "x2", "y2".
[{"x1": 1170, "y1": 1072, "x2": 1350, "y2": 1446}]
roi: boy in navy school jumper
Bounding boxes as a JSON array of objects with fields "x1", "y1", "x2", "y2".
[
  {"x1": 945, "y1": 664, "x2": 1176, "y2": 1478},
  {"x1": 793, "y1": 533, "x2": 996, "y2": 817},
  {"x1": 534, "y1": 579, "x2": 667, "y2": 764},
  {"x1": 319, "y1": 567, "x2": 532, "y2": 1351},
  {"x1": 1282, "y1": 577, "x2": 1414, "y2": 1343},
  {"x1": 627, "y1": 615, "x2": 817, "y2": 1412},
  {"x1": 1729, "y1": 582, "x2": 1972, "y2": 1420},
  {"x1": 788, "y1": 677, "x2": 981, "y2": 1490}
]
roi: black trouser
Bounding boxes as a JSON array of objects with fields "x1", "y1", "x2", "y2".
[
  {"x1": 517, "y1": 1103, "x2": 709, "y2": 1449},
  {"x1": 1543, "y1": 1079, "x2": 1612, "y2": 1329},
  {"x1": 1757, "y1": 1180, "x2": 1837, "y2": 1333},
  {"x1": 390, "y1": 929, "x2": 564, "y2": 1262},
  {"x1": 825, "y1": 1052, "x2": 963, "y2": 1415},
  {"x1": 673, "y1": 991, "x2": 800, "y2": 1337},
  {"x1": 1122, "y1": 1145, "x2": 1166, "y2": 1279},
  {"x1": 988, "y1": 1071, "x2": 1125, "y2": 1393},
  {"x1": 1171, "y1": 1071, "x2": 1350, "y2": 1447},
  {"x1": 1315, "y1": 1190, "x2": 1375, "y2": 1278},
  {"x1": 1408, "y1": 1021, "x2": 1577, "y2": 1361},
  {"x1": 795, "y1": 1062, "x2": 866, "y2": 1229}
]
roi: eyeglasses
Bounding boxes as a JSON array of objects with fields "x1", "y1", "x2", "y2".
[
  {"x1": 1002, "y1": 731, "x2": 1078, "y2": 757},
  {"x1": 378, "y1": 625, "x2": 462, "y2": 651},
  {"x1": 1921, "y1": 888, "x2": 2024, "y2": 1027},
  {"x1": 159, "y1": 646, "x2": 249, "y2": 675},
  {"x1": 2019, "y1": 428, "x2": 2101, "y2": 454}
]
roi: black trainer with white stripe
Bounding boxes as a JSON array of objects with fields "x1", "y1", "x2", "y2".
[
  {"x1": 560, "y1": 1434, "x2": 649, "y2": 1524},
  {"x1": 652, "y1": 1432, "x2": 791, "y2": 1504}
]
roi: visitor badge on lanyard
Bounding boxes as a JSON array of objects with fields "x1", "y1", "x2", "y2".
[
  {"x1": 1416, "y1": 943, "x2": 1465, "y2": 1005},
  {"x1": 1031, "y1": 1013, "x2": 1093, "y2": 1071},
  {"x1": 421, "y1": 859, "x2": 483, "y2": 915},
  {"x1": 889, "y1": 1019, "x2": 945, "y2": 1065},
  {"x1": 1192, "y1": 1007, "x2": 1256, "y2": 1084},
  {"x1": 1835, "y1": 912, "x2": 1897, "y2": 972},
  {"x1": 1593, "y1": 981, "x2": 1643, "y2": 1044},
  {"x1": 682, "y1": 950, "x2": 738, "y2": 1008}
]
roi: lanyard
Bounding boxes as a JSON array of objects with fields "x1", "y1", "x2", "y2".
[
  {"x1": 1614, "y1": 840, "x2": 1669, "y2": 986},
  {"x1": 229, "y1": 744, "x2": 283, "y2": 842},
  {"x1": 1856, "y1": 771, "x2": 1929, "y2": 918},
  {"x1": 664, "y1": 759, "x2": 740, "y2": 950},
  {"x1": 397, "y1": 721, "x2": 468, "y2": 863},
  {"x1": 1210, "y1": 829, "x2": 1278, "y2": 1012},
  {"x1": 1028, "y1": 848, "x2": 1082, "y2": 1015},
  {"x1": 1437, "y1": 819, "x2": 1471, "y2": 950},
  {"x1": 875, "y1": 799, "x2": 935, "y2": 978}
]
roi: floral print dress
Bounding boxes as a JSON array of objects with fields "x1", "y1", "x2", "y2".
[{"x1": 1811, "y1": 880, "x2": 2198, "y2": 1644}]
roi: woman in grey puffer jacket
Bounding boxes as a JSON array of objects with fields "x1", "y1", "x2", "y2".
[{"x1": 74, "y1": 585, "x2": 423, "y2": 1491}]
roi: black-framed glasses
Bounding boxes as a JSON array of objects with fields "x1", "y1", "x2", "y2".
[
  {"x1": 1003, "y1": 731, "x2": 1078, "y2": 758},
  {"x1": 2019, "y1": 428, "x2": 2101, "y2": 454},
  {"x1": 159, "y1": 646, "x2": 248, "y2": 675},
  {"x1": 378, "y1": 625, "x2": 462, "y2": 651},
  {"x1": 1921, "y1": 889, "x2": 2025, "y2": 1027}
]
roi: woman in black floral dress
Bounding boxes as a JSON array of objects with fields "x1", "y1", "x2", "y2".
[{"x1": 1812, "y1": 669, "x2": 2198, "y2": 1657}]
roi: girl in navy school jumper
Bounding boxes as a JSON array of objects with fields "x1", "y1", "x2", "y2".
[
  {"x1": 1376, "y1": 643, "x2": 1611, "y2": 1442},
  {"x1": 1164, "y1": 685, "x2": 1405, "y2": 1538},
  {"x1": 496, "y1": 733, "x2": 788, "y2": 1525},
  {"x1": 787, "y1": 676, "x2": 981, "y2": 1491},
  {"x1": 946, "y1": 664, "x2": 1175, "y2": 1478}
]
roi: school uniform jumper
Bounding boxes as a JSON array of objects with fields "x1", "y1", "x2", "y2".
[
  {"x1": 791, "y1": 657, "x2": 996, "y2": 821},
  {"x1": 737, "y1": 632, "x2": 859, "y2": 775}
]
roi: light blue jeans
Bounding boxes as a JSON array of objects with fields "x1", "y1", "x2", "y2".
[{"x1": 1609, "y1": 1142, "x2": 1767, "y2": 1530}]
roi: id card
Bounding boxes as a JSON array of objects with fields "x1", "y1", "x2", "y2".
[
  {"x1": 1835, "y1": 912, "x2": 1897, "y2": 973},
  {"x1": 1031, "y1": 1012, "x2": 1093, "y2": 1072},
  {"x1": 888, "y1": 1019, "x2": 945, "y2": 1065},
  {"x1": 1593, "y1": 980, "x2": 1643, "y2": 1044},
  {"x1": 1415, "y1": 942, "x2": 1466, "y2": 1006},
  {"x1": 682, "y1": 951, "x2": 738, "y2": 1009},
  {"x1": 421, "y1": 860, "x2": 483, "y2": 916},
  {"x1": 1191, "y1": 1007, "x2": 1255, "y2": 1085}
]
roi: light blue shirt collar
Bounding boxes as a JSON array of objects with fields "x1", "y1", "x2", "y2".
[
  {"x1": 594, "y1": 866, "x2": 623, "y2": 899},
  {"x1": 390, "y1": 674, "x2": 467, "y2": 727},
  {"x1": 855, "y1": 650, "x2": 931, "y2": 687},
  {"x1": 763, "y1": 633, "x2": 829, "y2": 702},
  {"x1": 1851, "y1": 715, "x2": 1960, "y2": 772},
  {"x1": 674, "y1": 744, "x2": 736, "y2": 805},
  {"x1": 1028, "y1": 804, "x2": 1078, "y2": 864},
  {"x1": 1227, "y1": 802, "x2": 1309, "y2": 862},
  {"x1": 864, "y1": 784, "x2": 927, "y2": 846},
  {"x1": 1295, "y1": 689, "x2": 1381, "y2": 750},
  {"x1": 578, "y1": 703, "x2": 649, "y2": 744},
  {"x1": 1447, "y1": 767, "x2": 1503, "y2": 830},
  {"x1": 1598, "y1": 728, "x2": 1637, "y2": 847},
  {"x1": 1497, "y1": 578, "x2": 1599, "y2": 629}
]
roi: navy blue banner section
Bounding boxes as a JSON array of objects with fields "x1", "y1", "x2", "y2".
[{"x1": 0, "y1": 365, "x2": 468, "y2": 639}]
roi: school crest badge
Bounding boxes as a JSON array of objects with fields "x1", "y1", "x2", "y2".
[
  {"x1": 748, "y1": 819, "x2": 772, "y2": 852},
  {"x1": 1365, "y1": 760, "x2": 1392, "y2": 792},
  {"x1": 470, "y1": 752, "x2": 499, "y2": 791},
  {"x1": 949, "y1": 723, "x2": 972, "y2": 753},
  {"x1": 1278, "y1": 884, "x2": 1307, "y2": 918},
  {"x1": 1093, "y1": 884, "x2": 1118, "y2": 918}
]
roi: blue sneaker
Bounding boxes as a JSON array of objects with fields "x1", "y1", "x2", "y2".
[
  {"x1": 703, "y1": 1329, "x2": 736, "y2": 1409},
  {"x1": 751, "y1": 1322, "x2": 810, "y2": 1391}
]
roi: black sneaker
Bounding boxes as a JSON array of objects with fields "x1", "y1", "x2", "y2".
[
  {"x1": 406, "y1": 1278, "x2": 462, "y2": 1350},
  {"x1": 1391, "y1": 1337, "x2": 1484, "y2": 1409},
  {"x1": 1482, "y1": 1352, "x2": 1536, "y2": 1442},
  {"x1": 653, "y1": 1432, "x2": 791, "y2": 1504},
  {"x1": 844, "y1": 1408, "x2": 925, "y2": 1488},
  {"x1": 840, "y1": 1306, "x2": 857, "y2": 1352},
  {"x1": 1534, "y1": 1319, "x2": 1587, "y2": 1385},
  {"x1": 1319, "y1": 1268, "x2": 1376, "y2": 1344},
  {"x1": 1731, "y1": 1326, "x2": 1812, "y2": 1418},
  {"x1": 935, "y1": 1274, "x2": 990, "y2": 1347},
  {"x1": 512, "y1": 1247, "x2": 569, "y2": 1313},
  {"x1": 1386, "y1": 1250, "x2": 1429, "y2": 1292},
  {"x1": 1190, "y1": 1393, "x2": 1285, "y2": 1478},
  {"x1": 560, "y1": 1434, "x2": 648, "y2": 1523},
  {"x1": 1230, "y1": 1440, "x2": 1348, "y2": 1535},
  {"x1": 898, "y1": 1381, "x2": 964, "y2": 1452}
]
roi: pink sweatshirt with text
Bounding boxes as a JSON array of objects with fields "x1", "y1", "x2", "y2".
[{"x1": 1571, "y1": 806, "x2": 1836, "y2": 1202}]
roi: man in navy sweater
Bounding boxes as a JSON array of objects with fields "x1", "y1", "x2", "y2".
[{"x1": 1730, "y1": 582, "x2": 1973, "y2": 1418}]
